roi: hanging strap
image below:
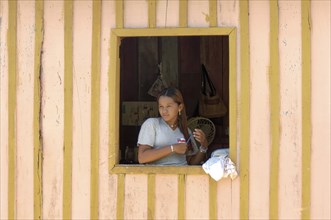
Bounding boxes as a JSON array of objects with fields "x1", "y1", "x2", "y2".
[{"x1": 201, "y1": 64, "x2": 217, "y2": 96}]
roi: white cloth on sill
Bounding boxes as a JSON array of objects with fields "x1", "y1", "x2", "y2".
[{"x1": 202, "y1": 148, "x2": 238, "y2": 181}]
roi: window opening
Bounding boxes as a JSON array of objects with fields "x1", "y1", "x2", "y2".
[{"x1": 109, "y1": 28, "x2": 236, "y2": 174}]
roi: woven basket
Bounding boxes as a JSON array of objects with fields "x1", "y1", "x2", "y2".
[{"x1": 187, "y1": 117, "x2": 216, "y2": 146}]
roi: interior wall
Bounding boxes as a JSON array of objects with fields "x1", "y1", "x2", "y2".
[{"x1": 119, "y1": 36, "x2": 230, "y2": 162}]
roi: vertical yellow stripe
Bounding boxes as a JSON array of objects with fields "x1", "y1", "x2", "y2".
[
  {"x1": 301, "y1": 1, "x2": 311, "y2": 219},
  {"x1": 209, "y1": 177, "x2": 217, "y2": 219},
  {"x1": 179, "y1": 0, "x2": 188, "y2": 27},
  {"x1": 116, "y1": 0, "x2": 124, "y2": 28},
  {"x1": 117, "y1": 174, "x2": 125, "y2": 220},
  {"x1": 91, "y1": 1, "x2": 101, "y2": 219},
  {"x1": 229, "y1": 29, "x2": 237, "y2": 164},
  {"x1": 63, "y1": 1, "x2": 73, "y2": 219},
  {"x1": 269, "y1": 0, "x2": 280, "y2": 219},
  {"x1": 239, "y1": 0, "x2": 250, "y2": 219},
  {"x1": 8, "y1": 1, "x2": 17, "y2": 219},
  {"x1": 148, "y1": 0, "x2": 156, "y2": 28},
  {"x1": 34, "y1": 1, "x2": 44, "y2": 219},
  {"x1": 148, "y1": 174, "x2": 155, "y2": 219},
  {"x1": 209, "y1": 0, "x2": 217, "y2": 27},
  {"x1": 178, "y1": 174, "x2": 185, "y2": 219}
]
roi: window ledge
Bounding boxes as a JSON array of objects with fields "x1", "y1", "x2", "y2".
[{"x1": 111, "y1": 164, "x2": 206, "y2": 175}]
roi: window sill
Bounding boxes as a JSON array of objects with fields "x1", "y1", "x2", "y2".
[{"x1": 110, "y1": 164, "x2": 206, "y2": 175}]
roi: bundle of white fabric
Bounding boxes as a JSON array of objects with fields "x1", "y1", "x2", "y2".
[{"x1": 202, "y1": 148, "x2": 238, "y2": 181}]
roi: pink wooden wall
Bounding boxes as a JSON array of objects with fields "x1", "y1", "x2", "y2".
[{"x1": 0, "y1": 0, "x2": 330, "y2": 219}]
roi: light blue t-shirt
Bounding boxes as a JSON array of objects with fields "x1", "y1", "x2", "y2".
[{"x1": 137, "y1": 118, "x2": 198, "y2": 165}]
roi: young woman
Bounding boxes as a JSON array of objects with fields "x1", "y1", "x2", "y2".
[{"x1": 137, "y1": 87, "x2": 209, "y2": 165}]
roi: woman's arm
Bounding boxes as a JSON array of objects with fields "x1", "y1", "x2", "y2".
[
  {"x1": 138, "y1": 145, "x2": 171, "y2": 164},
  {"x1": 188, "y1": 151, "x2": 207, "y2": 165},
  {"x1": 138, "y1": 143, "x2": 187, "y2": 164},
  {"x1": 187, "y1": 129, "x2": 209, "y2": 165}
]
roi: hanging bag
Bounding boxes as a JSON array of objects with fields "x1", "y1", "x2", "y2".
[
  {"x1": 148, "y1": 63, "x2": 168, "y2": 97},
  {"x1": 198, "y1": 64, "x2": 227, "y2": 118}
]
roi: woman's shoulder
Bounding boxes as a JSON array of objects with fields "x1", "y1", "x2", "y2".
[{"x1": 141, "y1": 117, "x2": 162, "y2": 127}]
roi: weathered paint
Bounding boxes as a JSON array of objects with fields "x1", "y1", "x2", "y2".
[
  {"x1": 279, "y1": 1, "x2": 303, "y2": 219},
  {"x1": 269, "y1": 0, "x2": 281, "y2": 219},
  {"x1": 156, "y1": 0, "x2": 179, "y2": 27},
  {"x1": 208, "y1": 3, "x2": 218, "y2": 219},
  {"x1": 0, "y1": 1, "x2": 330, "y2": 220},
  {"x1": 148, "y1": 0, "x2": 156, "y2": 28},
  {"x1": 311, "y1": 1, "x2": 331, "y2": 219},
  {"x1": 0, "y1": 1, "x2": 9, "y2": 219},
  {"x1": 209, "y1": 0, "x2": 217, "y2": 27},
  {"x1": 7, "y1": 1, "x2": 17, "y2": 219},
  {"x1": 229, "y1": 29, "x2": 237, "y2": 165},
  {"x1": 124, "y1": 174, "x2": 148, "y2": 219},
  {"x1": 178, "y1": 174, "x2": 185, "y2": 219},
  {"x1": 124, "y1": 0, "x2": 148, "y2": 28},
  {"x1": 188, "y1": 0, "x2": 209, "y2": 27},
  {"x1": 17, "y1": 1, "x2": 34, "y2": 219},
  {"x1": 90, "y1": 0, "x2": 101, "y2": 219},
  {"x1": 108, "y1": 29, "x2": 120, "y2": 172},
  {"x1": 72, "y1": 1, "x2": 92, "y2": 219},
  {"x1": 179, "y1": 0, "x2": 188, "y2": 27},
  {"x1": 186, "y1": 175, "x2": 209, "y2": 220},
  {"x1": 33, "y1": 1, "x2": 43, "y2": 219},
  {"x1": 99, "y1": 1, "x2": 116, "y2": 219},
  {"x1": 301, "y1": 1, "x2": 311, "y2": 219},
  {"x1": 249, "y1": 1, "x2": 270, "y2": 219},
  {"x1": 115, "y1": 0, "x2": 123, "y2": 28},
  {"x1": 63, "y1": 1, "x2": 73, "y2": 219},
  {"x1": 239, "y1": 0, "x2": 250, "y2": 219},
  {"x1": 154, "y1": 175, "x2": 178, "y2": 219},
  {"x1": 116, "y1": 174, "x2": 125, "y2": 220},
  {"x1": 218, "y1": 2, "x2": 240, "y2": 218},
  {"x1": 217, "y1": 178, "x2": 232, "y2": 219},
  {"x1": 209, "y1": 177, "x2": 217, "y2": 219},
  {"x1": 147, "y1": 174, "x2": 155, "y2": 219},
  {"x1": 42, "y1": 1, "x2": 64, "y2": 218}
]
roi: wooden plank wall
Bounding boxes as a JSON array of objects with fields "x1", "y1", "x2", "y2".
[{"x1": 0, "y1": 0, "x2": 330, "y2": 219}]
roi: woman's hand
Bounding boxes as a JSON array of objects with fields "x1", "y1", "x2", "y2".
[
  {"x1": 187, "y1": 129, "x2": 209, "y2": 165},
  {"x1": 173, "y1": 143, "x2": 187, "y2": 154},
  {"x1": 193, "y1": 129, "x2": 208, "y2": 148}
]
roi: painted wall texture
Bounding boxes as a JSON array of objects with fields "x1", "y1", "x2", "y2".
[{"x1": 0, "y1": 0, "x2": 330, "y2": 219}]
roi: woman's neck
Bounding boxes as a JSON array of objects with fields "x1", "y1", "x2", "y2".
[
  {"x1": 169, "y1": 122, "x2": 177, "y2": 128},
  {"x1": 164, "y1": 119, "x2": 177, "y2": 129}
]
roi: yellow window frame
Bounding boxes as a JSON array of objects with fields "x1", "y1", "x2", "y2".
[{"x1": 109, "y1": 27, "x2": 237, "y2": 174}]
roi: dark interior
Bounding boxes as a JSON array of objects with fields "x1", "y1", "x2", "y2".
[{"x1": 119, "y1": 36, "x2": 229, "y2": 164}]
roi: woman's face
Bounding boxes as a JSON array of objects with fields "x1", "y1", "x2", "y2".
[{"x1": 158, "y1": 96, "x2": 183, "y2": 124}]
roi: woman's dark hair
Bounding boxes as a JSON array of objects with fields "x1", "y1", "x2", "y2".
[{"x1": 157, "y1": 87, "x2": 192, "y2": 151}]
